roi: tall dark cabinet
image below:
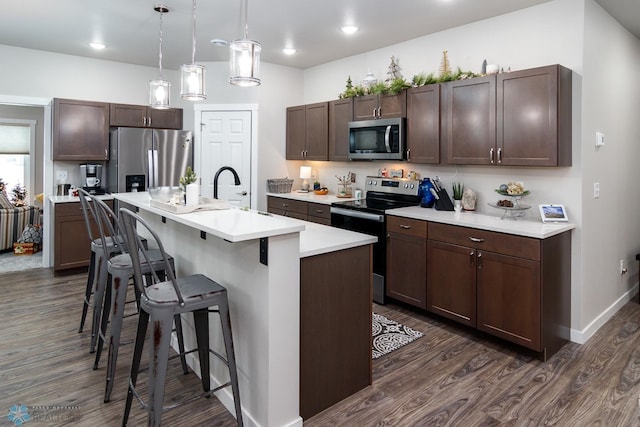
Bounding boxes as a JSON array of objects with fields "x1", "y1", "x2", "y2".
[
  {"x1": 53, "y1": 98, "x2": 110, "y2": 161},
  {"x1": 406, "y1": 84, "x2": 441, "y2": 164}
]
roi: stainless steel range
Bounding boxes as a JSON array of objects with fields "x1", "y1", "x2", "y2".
[{"x1": 330, "y1": 176, "x2": 421, "y2": 304}]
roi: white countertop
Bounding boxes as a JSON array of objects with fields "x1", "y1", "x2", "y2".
[
  {"x1": 388, "y1": 206, "x2": 575, "y2": 239},
  {"x1": 113, "y1": 192, "x2": 376, "y2": 256},
  {"x1": 114, "y1": 192, "x2": 305, "y2": 243},
  {"x1": 267, "y1": 191, "x2": 357, "y2": 205},
  {"x1": 49, "y1": 194, "x2": 114, "y2": 204}
]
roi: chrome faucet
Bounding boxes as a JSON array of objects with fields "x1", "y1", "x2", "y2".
[{"x1": 213, "y1": 166, "x2": 241, "y2": 199}]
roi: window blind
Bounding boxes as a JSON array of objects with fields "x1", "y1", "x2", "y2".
[{"x1": 0, "y1": 124, "x2": 30, "y2": 154}]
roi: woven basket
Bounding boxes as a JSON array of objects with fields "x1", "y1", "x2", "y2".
[{"x1": 267, "y1": 178, "x2": 293, "y2": 194}]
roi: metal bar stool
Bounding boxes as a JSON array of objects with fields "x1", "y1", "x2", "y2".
[
  {"x1": 77, "y1": 189, "x2": 120, "y2": 353},
  {"x1": 119, "y1": 208, "x2": 243, "y2": 427},
  {"x1": 88, "y1": 197, "x2": 188, "y2": 403}
]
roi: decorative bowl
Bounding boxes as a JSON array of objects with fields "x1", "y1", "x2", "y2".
[
  {"x1": 148, "y1": 186, "x2": 183, "y2": 202},
  {"x1": 314, "y1": 188, "x2": 328, "y2": 195}
]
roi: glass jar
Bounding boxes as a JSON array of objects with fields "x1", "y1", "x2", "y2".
[{"x1": 338, "y1": 183, "x2": 352, "y2": 197}]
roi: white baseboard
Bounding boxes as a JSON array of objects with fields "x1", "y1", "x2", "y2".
[{"x1": 570, "y1": 283, "x2": 638, "y2": 344}]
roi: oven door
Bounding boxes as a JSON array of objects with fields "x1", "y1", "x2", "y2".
[{"x1": 330, "y1": 206, "x2": 387, "y2": 304}]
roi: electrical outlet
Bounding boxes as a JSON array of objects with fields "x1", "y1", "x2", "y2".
[
  {"x1": 56, "y1": 170, "x2": 68, "y2": 182},
  {"x1": 620, "y1": 259, "x2": 628, "y2": 275},
  {"x1": 593, "y1": 182, "x2": 600, "y2": 199}
]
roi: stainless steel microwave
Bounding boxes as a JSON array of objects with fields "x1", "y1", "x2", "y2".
[{"x1": 348, "y1": 118, "x2": 405, "y2": 160}]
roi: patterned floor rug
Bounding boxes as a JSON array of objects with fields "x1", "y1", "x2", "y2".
[{"x1": 372, "y1": 312, "x2": 424, "y2": 359}]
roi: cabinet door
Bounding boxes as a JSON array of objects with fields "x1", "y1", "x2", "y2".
[
  {"x1": 286, "y1": 105, "x2": 306, "y2": 160},
  {"x1": 477, "y1": 250, "x2": 541, "y2": 350},
  {"x1": 109, "y1": 103, "x2": 147, "y2": 127},
  {"x1": 329, "y1": 98, "x2": 353, "y2": 161},
  {"x1": 53, "y1": 99, "x2": 110, "y2": 161},
  {"x1": 427, "y1": 240, "x2": 476, "y2": 327},
  {"x1": 148, "y1": 107, "x2": 183, "y2": 129},
  {"x1": 378, "y1": 92, "x2": 406, "y2": 119},
  {"x1": 305, "y1": 102, "x2": 329, "y2": 160},
  {"x1": 406, "y1": 85, "x2": 440, "y2": 164},
  {"x1": 387, "y1": 232, "x2": 427, "y2": 309},
  {"x1": 497, "y1": 64, "x2": 571, "y2": 166},
  {"x1": 353, "y1": 95, "x2": 379, "y2": 120},
  {"x1": 443, "y1": 75, "x2": 496, "y2": 165}
]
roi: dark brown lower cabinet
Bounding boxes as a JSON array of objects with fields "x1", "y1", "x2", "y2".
[
  {"x1": 300, "y1": 245, "x2": 372, "y2": 419},
  {"x1": 386, "y1": 216, "x2": 427, "y2": 309},
  {"x1": 54, "y1": 200, "x2": 113, "y2": 271},
  {"x1": 426, "y1": 221, "x2": 571, "y2": 360}
]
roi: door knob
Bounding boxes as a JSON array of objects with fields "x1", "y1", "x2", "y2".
[{"x1": 237, "y1": 191, "x2": 248, "y2": 196}]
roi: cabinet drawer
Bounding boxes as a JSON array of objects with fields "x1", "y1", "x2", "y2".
[
  {"x1": 387, "y1": 216, "x2": 427, "y2": 238},
  {"x1": 267, "y1": 196, "x2": 307, "y2": 215},
  {"x1": 428, "y1": 222, "x2": 539, "y2": 261},
  {"x1": 307, "y1": 202, "x2": 331, "y2": 221},
  {"x1": 55, "y1": 201, "x2": 87, "y2": 217}
]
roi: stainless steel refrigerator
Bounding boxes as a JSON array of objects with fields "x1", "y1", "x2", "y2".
[{"x1": 107, "y1": 127, "x2": 193, "y2": 196}]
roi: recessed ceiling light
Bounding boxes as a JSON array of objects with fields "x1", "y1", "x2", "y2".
[
  {"x1": 210, "y1": 38, "x2": 229, "y2": 47},
  {"x1": 90, "y1": 42, "x2": 106, "y2": 50},
  {"x1": 282, "y1": 48, "x2": 296, "y2": 55},
  {"x1": 341, "y1": 25, "x2": 358, "y2": 35}
]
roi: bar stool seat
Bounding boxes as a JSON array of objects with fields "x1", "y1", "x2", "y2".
[{"x1": 119, "y1": 208, "x2": 243, "y2": 427}]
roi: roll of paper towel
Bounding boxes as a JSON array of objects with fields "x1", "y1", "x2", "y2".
[{"x1": 185, "y1": 183, "x2": 200, "y2": 206}]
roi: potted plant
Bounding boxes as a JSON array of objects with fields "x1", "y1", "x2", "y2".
[
  {"x1": 179, "y1": 167, "x2": 199, "y2": 206},
  {"x1": 452, "y1": 182, "x2": 463, "y2": 212}
]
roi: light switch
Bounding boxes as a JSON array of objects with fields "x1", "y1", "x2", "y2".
[
  {"x1": 595, "y1": 132, "x2": 605, "y2": 147},
  {"x1": 593, "y1": 182, "x2": 600, "y2": 198}
]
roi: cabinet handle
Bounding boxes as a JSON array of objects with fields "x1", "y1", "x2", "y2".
[
  {"x1": 282, "y1": 203, "x2": 289, "y2": 208},
  {"x1": 315, "y1": 209, "x2": 324, "y2": 214},
  {"x1": 148, "y1": 116, "x2": 152, "y2": 127},
  {"x1": 497, "y1": 148, "x2": 502, "y2": 164},
  {"x1": 477, "y1": 251, "x2": 483, "y2": 270},
  {"x1": 489, "y1": 148, "x2": 495, "y2": 164},
  {"x1": 406, "y1": 148, "x2": 411, "y2": 161},
  {"x1": 377, "y1": 107, "x2": 382, "y2": 118},
  {"x1": 372, "y1": 108, "x2": 377, "y2": 118},
  {"x1": 470, "y1": 250, "x2": 475, "y2": 266},
  {"x1": 469, "y1": 237, "x2": 484, "y2": 243},
  {"x1": 399, "y1": 224, "x2": 412, "y2": 229}
]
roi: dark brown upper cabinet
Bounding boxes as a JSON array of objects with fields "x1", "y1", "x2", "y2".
[
  {"x1": 443, "y1": 64, "x2": 571, "y2": 167},
  {"x1": 286, "y1": 102, "x2": 329, "y2": 161},
  {"x1": 353, "y1": 92, "x2": 406, "y2": 120},
  {"x1": 110, "y1": 103, "x2": 183, "y2": 129},
  {"x1": 53, "y1": 98, "x2": 110, "y2": 161},
  {"x1": 406, "y1": 85, "x2": 441, "y2": 164},
  {"x1": 442, "y1": 74, "x2": 497, "y2": 165},
  {"x1": 328, "y1": 98, "x2": 353, "y2": 161},
  {"x1": 497, "y1": 64, "x2": 572, "y2": 166}
]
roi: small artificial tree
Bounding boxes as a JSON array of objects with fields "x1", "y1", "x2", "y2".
[
  {"x1": 11, "y1": 183, "x2": 27, "y2": 207},
  {"x1": 179, "y1": 166, "x2": 197, "y2": 191}
]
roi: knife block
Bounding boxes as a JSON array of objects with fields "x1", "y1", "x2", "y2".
[{"x1": 434, "y1": 189, "x2": 455, "y2": 211}]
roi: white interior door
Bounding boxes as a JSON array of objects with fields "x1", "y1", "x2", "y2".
[{"x1": 198, "y1": 110, "x2": 252, "y2": 208}]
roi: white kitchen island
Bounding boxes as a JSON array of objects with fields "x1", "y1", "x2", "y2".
[{"x1": 112, "y1": 192, "x2": 376, "y2": 427}]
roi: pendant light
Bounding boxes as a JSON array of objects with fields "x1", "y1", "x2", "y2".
[
  {"x1": 229, "y1": 0, "x2": 261, "y2": 87},
  {"x1": 149, "y1": 5, "x2": 171, "y2": 109},
  {"x1": 181, "y1": 0, "x2": 206, "y2": 100}
]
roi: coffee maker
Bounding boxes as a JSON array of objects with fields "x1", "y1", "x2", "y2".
[{"x1": 80, "y1": 163, "x2": 105, "y2": 195}]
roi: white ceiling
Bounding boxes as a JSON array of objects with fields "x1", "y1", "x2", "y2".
[{"x1": 0, "y1": 0, "x2": 636, "y2": 71}]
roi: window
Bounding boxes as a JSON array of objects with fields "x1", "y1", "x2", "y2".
[{"x1": 0, "y1": 120, "x2": 35, "y2": 204}]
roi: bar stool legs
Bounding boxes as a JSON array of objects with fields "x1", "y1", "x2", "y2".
[
  {"x1": 78, "y1": 251, "x2": 96, "y2": 333},
  {"x1": 122, "y1": 306, "x2": 243, "y2": 426}
]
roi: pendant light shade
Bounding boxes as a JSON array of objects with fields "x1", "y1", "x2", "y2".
[
  {"x1": 149, "y1": 5, "x2": 171, "y2": 109},
  {"x1": 230, "y1": 0, "x2": 261, "y2": 86},
  {"x1": 181, "y1": 0, "x2": 206, "y2": 100}
]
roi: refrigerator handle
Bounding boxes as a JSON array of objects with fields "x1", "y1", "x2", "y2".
[
  {"x1": 152, "y1": 150, "x2": 159, "y2": 188},
  {"x1": 147, "y1": 150, "x2": 155, "y2": 188}
]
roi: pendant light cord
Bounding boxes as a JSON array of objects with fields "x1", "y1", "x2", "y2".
[
  {"x1": 191, "y1": 0, "x2": 197, "y2": 64},
  {"x1": 158, "y1": 10, "x2": 164, "y2": 78},
  {"x1": 243, "y1": 0, "x2": 249, "y2": 39}
]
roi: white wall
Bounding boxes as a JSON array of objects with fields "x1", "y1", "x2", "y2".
[
  {"x1": 579, "y1": 0, "x2": 640, "y2": 335},
  {"x1": 293, "y1": 0, "x2": 639, "y2": 338}
]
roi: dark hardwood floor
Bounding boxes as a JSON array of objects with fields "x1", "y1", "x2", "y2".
[{"x1": 2, "y1": 267, "x2": 640, "y2": 426}]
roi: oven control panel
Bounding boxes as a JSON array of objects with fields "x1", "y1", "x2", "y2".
[{"x1": 365, "y1": 176, "x2": 420, "y2": 196}]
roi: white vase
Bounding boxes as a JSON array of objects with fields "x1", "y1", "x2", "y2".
[
  {"x1": 454, "y1": 199, "x2": 462, "y2": 212},
  {"x1": 185, "y1": 183, "x2": 200, "y2": 206}
]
